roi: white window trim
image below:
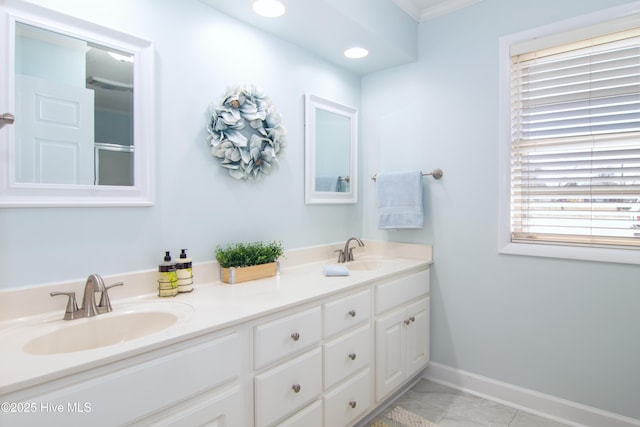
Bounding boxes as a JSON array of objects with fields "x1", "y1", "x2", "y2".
[{"x1": 498, "y1": 1, "x2": 640, "y2": 265}]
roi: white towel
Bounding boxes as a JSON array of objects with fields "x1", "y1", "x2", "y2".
[
  {"x1": 376, "y1": 171, "x2": 424, "y2": 229},
  {"x1": 323, "y1": 265, "x2": 350, "y2": 276}
]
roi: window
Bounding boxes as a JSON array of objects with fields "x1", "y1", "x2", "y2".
[{"x1": 500, "y1": 5, "x2": 640, "y2": 263}]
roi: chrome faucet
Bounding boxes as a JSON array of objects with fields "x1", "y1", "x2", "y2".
[
  {"x1": 82, "y1": 274, "x2": 105, "y2": 317},
  {"x1": 50, "y1": 274, "x2": 123, "y2": 320},
  {"x1": 336, "y1": 237, "x2": 365, "y2": 263}
]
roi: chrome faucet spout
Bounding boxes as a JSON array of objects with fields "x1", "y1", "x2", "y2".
[
  {"x1": 342, "y1": 237, "x2": 365, "y2": 263},
  {"x1": 82, "y1": 274, "x2": 105, "y2": 317}
]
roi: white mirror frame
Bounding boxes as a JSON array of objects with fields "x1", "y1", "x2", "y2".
[
  {"x1": 0, "y1": 0, "x2": 155, "y2": 207},
  {"x1": 304, "y1": 94, "x2": 358, "y2": 204}
]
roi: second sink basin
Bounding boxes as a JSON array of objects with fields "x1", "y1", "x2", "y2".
[
  {"x1": 346, "y1": 260, "x2": 382, "y2": 271},
  {"x1": 22, "y1": 302, "x2": 193, "y2": 355}
]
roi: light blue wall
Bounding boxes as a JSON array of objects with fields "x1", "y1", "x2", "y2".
[
  {"x1": 361, "y1": 0, "x2": 640, "y2": 420},
  {"x1": 0, "y1": 0, "x2": 362, "y2": 288}
]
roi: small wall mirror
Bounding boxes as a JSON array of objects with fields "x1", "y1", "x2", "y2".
[
  {"x1": 304, "y1": 94, "x2": 358, "y2": 204},
  {"x1": 0, "y1": 1, "x2": 154, "y2": 207}
]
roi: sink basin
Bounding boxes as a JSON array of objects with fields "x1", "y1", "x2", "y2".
[
  {"x1": 22, "y1": 302, "x2": 192, "y2": 355},
  {"x1": 346, "y1": 260, "x2": 381, "y2": 271},
  {"x1": 329, "y1": 259, "x2": 383, "y2": 271}
]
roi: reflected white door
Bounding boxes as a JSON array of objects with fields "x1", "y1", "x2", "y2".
[{"x1": 16, "y1": 75, "x2": 94, "y2": 184}]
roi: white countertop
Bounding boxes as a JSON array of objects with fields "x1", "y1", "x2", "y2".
[{"x1": 0, "y1": 241, "x2": 432, "y2": 395}]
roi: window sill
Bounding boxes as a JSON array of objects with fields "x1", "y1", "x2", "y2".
[{"x1": 499, "y1": 242, "x2": 640, "y2": 265}]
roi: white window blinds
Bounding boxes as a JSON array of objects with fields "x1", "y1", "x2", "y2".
[{"x1": 510, "y1": 28, "x2": 640, "y2": 248}]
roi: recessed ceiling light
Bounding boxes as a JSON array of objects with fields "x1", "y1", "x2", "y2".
[
  {"x1": 344, "y1": 47, "x2": 369, "y2": 59},
  {"x1": 252, "y1": 0, "x2": 286, "y2": 18}
]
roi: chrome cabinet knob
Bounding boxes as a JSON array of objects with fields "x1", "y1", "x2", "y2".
[
  {"x1": 404, "y1": 319, "x2": 411, "y2": 325},
  {"x1": 348, "y1": 353, "x2": 357, "y2": 361},
  {"x1": 349, "y1": 400, "x2": 357, "y2": 409},
  {"x1": 291, "y1": 332, "x2": 300, "y2": 341},
  {"x1": 409, "y1": 316, "x2": 415, "y2": 322},
  {"x1": 292, "y1": 384, "x2": 301, "y2": 393},
  {"x1": 348, "y1": 310, "x2": 356, "y2": 317}
]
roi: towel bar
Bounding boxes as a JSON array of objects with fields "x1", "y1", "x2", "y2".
[{"x1": 371, "y1": 168, "x2": 443, "y2": 181}]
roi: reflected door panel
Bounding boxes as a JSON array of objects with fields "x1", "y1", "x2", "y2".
[{"x1": 16, "y1": 75, "x2": 94, "y2": 184}]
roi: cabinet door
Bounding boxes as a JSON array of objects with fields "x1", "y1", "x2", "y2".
[
  {"x1": 375, "y1": 306, "x2": 406, "y2": 402},
  {"x1": 406, "y1": 297, "x2": 430, "y2": 377}
]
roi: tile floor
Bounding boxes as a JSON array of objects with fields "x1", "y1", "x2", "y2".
[{"x1": 369, "y1": 379, "x2": 570, "y2": 427}]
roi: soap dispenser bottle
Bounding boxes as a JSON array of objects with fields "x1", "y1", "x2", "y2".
[
  {"x1": 158, "y1": 251, "x2": 178, "y2": 297},
  {"x1": 176, "y1": 249, "x2": 193, "y2": 293}
]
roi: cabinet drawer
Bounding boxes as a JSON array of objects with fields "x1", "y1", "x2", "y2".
[
  {"x1": 375, "y1": 269, "x2": 429, "y2": 314},
  {"x1": 255, "y1": 348, "x2": 322, "y2": 427},
  {"x1": 323, "y1": 288, "x2": 370, "y2": 338},
  {"x1": 275, "y1": 400, "x2": 322, "y2": 427},
  {"x1": 323, "y1": 324, "x2": 370, "y2": 390},
  {"x1": 2, "y1": 331, "x2": 244, "y2": 427},
  {"x1": 324, "y1": 368, "x2": 371, "y2": 427},
  {"x1": 255, "y1": 306, "x2": 321, "y2": 369},
  {"x1": 131, "y1": 384, "x2": 247, "y2": 427}
]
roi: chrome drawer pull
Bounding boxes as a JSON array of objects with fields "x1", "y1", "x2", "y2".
[
  {"x1": 291, "y1": 332, "x2": 300, "y2": 341},
  {"x1": 349, "y1": 400, "x2": 357, "y2": 409},
  {"x1": 348, "y1": 310, "x2": 356, "y2": 317},
  {"x1": 292, "y1": 384, "x2": 301, "y2": 393},
  {"x1": 348, "y1": 353, "x2": 357, "y2": 361}
]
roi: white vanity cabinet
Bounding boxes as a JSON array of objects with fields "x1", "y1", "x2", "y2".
[
  {"x1": 374, "y1": 270, "x2": 430, "y2": 402},
  {"x1": 1, "y1": 328, "x2": 251, "y2": 427},
  {"x1": 1, "y1": 253, "x2": 431, "y2": 427}
]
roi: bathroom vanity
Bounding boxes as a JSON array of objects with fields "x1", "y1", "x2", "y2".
[{"x1": 0, "y1": 241, "x2": 431, "y2": 427}]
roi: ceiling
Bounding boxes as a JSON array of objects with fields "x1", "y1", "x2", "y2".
[
  {"x1": 199, "y1": 0, "x2": 482, "y2": 75},
  {"x1": 392, "y1": 0, "x2": 482, "y2": 21}
]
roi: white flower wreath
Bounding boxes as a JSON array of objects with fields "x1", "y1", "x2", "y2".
[{"x1": 207, "y1": 85, "x2": 287, "y2": 180}]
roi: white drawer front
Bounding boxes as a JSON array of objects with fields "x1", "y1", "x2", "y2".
[
  {"x1": 375, "y1": 269, "x2": 429, "y2": 314},
  {"x1": 323, "y1": 324, "x2": 370, "y2": 390},
  {"x1": 3, "y1": 331, "x2": 244, "y2": 427},
  {"x1": 324, "y1": 368, "x2": 371, "y2": 427},
  {"x1": 255, "y1": 348, "x2": 323, "y2": 427},
  {"x1": 323, "y1": 288, "x2": 370, "y2": 338},
  {"x1": 255, "y1": 306, "x2": 321, "y2": 369},
  {"x1": 275, "y1": 400, "x2": 323, "y2": 427}
]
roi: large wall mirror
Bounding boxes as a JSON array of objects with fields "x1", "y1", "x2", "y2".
[
  {"x1": 0, "y1": 1, "x2": 155, "y2": 207},
  {"x1": 304, "y1": 94, "x2": 358, "y2": 204}
]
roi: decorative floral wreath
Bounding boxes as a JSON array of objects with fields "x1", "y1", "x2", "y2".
[{"x1": 207, "y1": 85, "x2": 287, "y2": 180}]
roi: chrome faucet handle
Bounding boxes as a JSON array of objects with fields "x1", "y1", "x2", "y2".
[
  {"x1": 98, "y1": 282, "x2": 124, "y2": 313},
  {"x1": 50, "y1": 291, "x2": 81, "y2": 320},
  {"x1": 334, "y1": 249, "x2": 346, "y2": 263}
]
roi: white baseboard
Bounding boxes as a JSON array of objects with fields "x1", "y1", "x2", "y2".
[{"x1": 423, "y1": 362, "x2": 640, "y2": 427}]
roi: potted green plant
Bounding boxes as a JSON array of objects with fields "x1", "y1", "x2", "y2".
[{"x1": 216, "y1": 240, "x2": 284, "y2": 284}]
